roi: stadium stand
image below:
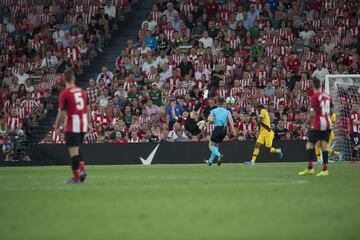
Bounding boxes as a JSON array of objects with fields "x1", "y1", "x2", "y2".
[{"x1": 1, "y1": 0, "x2": 360, "y2": 146}]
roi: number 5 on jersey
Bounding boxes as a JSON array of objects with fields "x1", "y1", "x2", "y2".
[{"x1": 74, "y1": 92, "x2": 84, "y2": 110}]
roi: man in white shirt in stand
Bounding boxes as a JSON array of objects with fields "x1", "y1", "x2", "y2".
[
  {"x1": 199, "y1": 31, "x2": 213, "y2": 48},
  {"x1": 155, "y1": 50, "x2": 169, "y2": 67},
  {"x1": 299, "y1": 23, "x2": 315, "y2": 46},
  {"x1": 52, "y1": 24, "x2": 65, "y2": 43},
  {"x1": 142, "y1": 14, "x2": 157, "y2": 34},
  {"x1": 159, "y1": 63, "x2": 172, "y2": 85},
  {"x1": 104, "y1": 0, "x2": 116, "y2": 29},
  {"x1": 41, "y1": 51, "x2": 59, "y2": 69},
  {"x1": 311, "y1": 61, "x2": 329, "y2": 83},
  {"x1": 142, "y1": 55, "x2": 157, "y2": 75},
  {"x1": 16, "y1": 67, "x2": 29, "y2": 85},
  {"x1": 163, "y1": 2, "x2": 178, "y2": 22}
]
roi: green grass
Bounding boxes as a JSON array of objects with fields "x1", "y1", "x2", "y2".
[{"x1": 0, "y1": 163, "x2": 360, "y2": 240}]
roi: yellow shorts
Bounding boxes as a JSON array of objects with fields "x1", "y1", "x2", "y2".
[{"x1": 256, "y1": 130, "x2": 274, "y2": 148}]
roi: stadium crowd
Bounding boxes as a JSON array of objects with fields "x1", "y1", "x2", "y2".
[
  {"x1": 0, "y1": 0, "x2": 132, "y2": 158},
  {"x1": 44, "y1": 0, "x2": 360, "y2": 144},
  {"x1": 2, "y1": 0, "x2": 359, "y2": 145}
]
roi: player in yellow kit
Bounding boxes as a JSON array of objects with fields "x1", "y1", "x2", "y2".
[
  {"x1": 244, "y1": 104, "x2": 283, "y2": 165},
  {"x1": 314, "y1": 112, "x2": 343, "y2": 163}
]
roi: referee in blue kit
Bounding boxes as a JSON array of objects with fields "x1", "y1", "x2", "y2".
[{"x1": 205, "y1": 98, "x2": 237, "y2": 166}]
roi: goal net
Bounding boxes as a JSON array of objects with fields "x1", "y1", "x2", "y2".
[{"x1": 325, "y1": 74, "x2": 360, "y2": 162}]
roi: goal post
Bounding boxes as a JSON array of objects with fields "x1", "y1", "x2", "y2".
[{"x1": 325, "y1": 74, "x2": 360, "y2": 161}]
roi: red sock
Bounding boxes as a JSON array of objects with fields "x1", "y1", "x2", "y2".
[
  {"x1": 79, "y1": 161, "x2": 85, "y2": 172},
  {"x1": 323, "y1": 163, "x2": 328, "y2": 171},
  {"x1": 72, "y1": 169, "x2": 80, "y2": 181},
  {"x1": 307, "y1": 160, "x2": 313, "y2": 169}
]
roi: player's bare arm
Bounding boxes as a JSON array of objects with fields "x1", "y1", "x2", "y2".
[
  {"x1": 54, "y1": 110, "x2": 66, "y2": 131},
  {"x1": 304, "y1": 109, "x2": 315, "y2": 128}
]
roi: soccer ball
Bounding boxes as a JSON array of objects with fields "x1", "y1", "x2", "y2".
[{"x1": 226, "y1": 96, "x2": 235, "y2": 104}]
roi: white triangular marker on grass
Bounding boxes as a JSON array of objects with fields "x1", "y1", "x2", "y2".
[{"x1": 140, "y1": 144, "x2": 160, "y2": 165}]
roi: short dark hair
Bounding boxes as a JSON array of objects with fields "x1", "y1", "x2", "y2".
[
  {"x1": 218, "y1": 98, "x2": 225, "y2": 106},
  {"x1": 312, "y1": 78, "x2": 321, "y2": 90},
  {"x1": 257, "y1": 104, "x2": 264, "y2": 110},
  {"x1": 64, "y1": 69, "x2": 74, "y2": 83}
]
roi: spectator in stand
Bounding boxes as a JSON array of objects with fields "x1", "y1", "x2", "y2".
[
  {"x1": 275, "y1": 120, "x2": 288, "y2": 140},
  {"x1": 299, "y1": 23, "x2": 315, "y2": 46},
  {"x1": 199, "y1": 31, "x2": 214, "y2": 49},
  {"x1": 174, "y1": 129, "x2": 188, "y2": 142},
  {"x1": 167, "y1": 98, "x2": 184, "y2": 129},
  {"x1": 96, "y1": 66, "x2": 114, "y2": 85},
  {"x1": 311, "y1": 61, "x2": 329, "y2": 83},
  {"x1": 163, "y1": 2, "x2": 178, "y2": 22}
]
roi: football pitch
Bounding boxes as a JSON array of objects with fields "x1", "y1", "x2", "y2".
[{"x1": 0, "y1": 163, "x2": 359, "y2": 240}]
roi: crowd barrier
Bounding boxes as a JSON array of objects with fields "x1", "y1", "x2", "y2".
[{"x1": 0, "y1": 141, "x2": 307, "y2": 166}]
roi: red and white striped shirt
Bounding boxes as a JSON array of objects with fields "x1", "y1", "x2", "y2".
[
  {"x1": 173, "y1": 88, "x2": 188, "y2": 97},
  {"x1": 216, "y1": 88, "x2": 228, "y2": 99},
  {"x1": 256, "y1": 70, "x2": 267, "y2": 87},
  {"x1": 172, "y1": 54, "x2": 182, "y2": 66},
  {"x1": 39, "y1": 13, "x2": 50, "y2": 24},
  {"x1": 166, "y1": 77, "x2": 181, "y2": 90},
  {"x1": 240, "y1": 77, "x2": 252, "y2": 88},
  {"x1": 164, "y1": 28, "x2": 176, "y2": 41},
  {"x1": 14, "y1": 106, "x2": 26, "y2": 120},
  {"x1": 6, "y1": 116, "x2": 22, "y2": 130},
  {"x1": 273, "y1": 96, "x2": 286, "y2": 110},
  {"x1": 21, "y1": 99, "x2": 38, "y2": 117},
  {"x1": 300, "y1": 80, "x2": 310, "y2": 91},
  {"x1": 257, "y1": 96, "x2": 269, "y2": 106},
  {"x1": 124, "y1": 78, "x2": 137, "y2": 92},
  {"x1": 180, "y1": 2, "x2": 193, "y2": 17},
  {"x1": 230, "y1": 87, "x2": 242, "y2": 97},
  {"x1": 84, "y1": 130, "x2": 99, "y2": 143},
  {"x1": 151, "y1": 11, "x2": 162, "y2": 23},
  {"x1": 94, "y1": 113, "x2": 110, "y2": 127}
]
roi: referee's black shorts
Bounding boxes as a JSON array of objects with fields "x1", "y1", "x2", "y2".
[
  {"x1": 65, "y1": 132, "x2": 85, "y2": 147},
  {"x1": 210, "y1": 126, "x2": 227, "y2": 143},
  {"x1": 307, "y1": 130, "x2": 331, "y2": 144}
]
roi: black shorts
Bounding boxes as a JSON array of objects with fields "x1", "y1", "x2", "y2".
[
  {"x1": 350, "y1": 132, "x2": 360, "y2": 146},
  {"x1": 65, "y1": 132, "x2": 85, "y2": 147},
  {"x1": 307, "y1": 130, "x2": 331, "y2": 144},
  {"x1": 210, "y1": 126, "x2": 227, "y2": 143}
]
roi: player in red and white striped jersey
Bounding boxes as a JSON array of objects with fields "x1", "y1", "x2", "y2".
[
  {"x1": 299, "y1": 78, "x2": 333, "y2": 176},
  {"x1": 55, "y1": 70, "x2": 90, "y2": 184},
  {"x1": 349, "y1": 104, "x2": 360, "y2": 163}
]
